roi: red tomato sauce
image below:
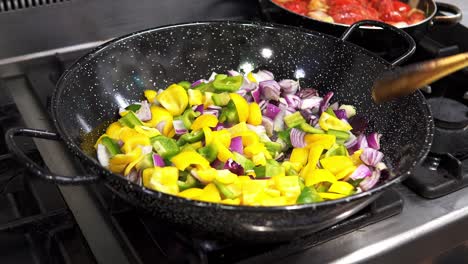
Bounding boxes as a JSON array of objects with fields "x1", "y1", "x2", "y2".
[{"x1": 273, "y1": 0, "x2": 426, "y2": 26}]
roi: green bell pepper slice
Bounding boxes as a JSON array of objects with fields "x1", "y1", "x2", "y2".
[
  {"x1": 219, "y1": 100, "x2": 239, "y2": 124},
  {"x1": 150, "y1": 135, "x2": 180, "y2": 159},
  {"x1": 177, "y1": 130, "x2": 204, "y2": 146},
  {"x1": 212, "y1": 74, "x2": 243, "y2": 92},
  {"x1": 214, "y1": 180, "x2": 238, "y2": 199},
  {"x1": 101, "y1": 136, "x2": 121, "y2": 157},
  {"x1": 197, "y1": 144, "x2": 218, "y2": 162},
  {"x1": 177, "y1": 173, "x2": 198, "y2": 191},
  {"x1": 177, "y1": 81, "x2": 191, "y2": 90},
  {"x1": 118, "y1": 111, "x2": 143, "y2": 128},
  {"x1": 296, "y1": 186, "x2": 323, "y2": 204}
]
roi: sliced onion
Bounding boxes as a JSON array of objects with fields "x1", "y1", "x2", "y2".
[
  {"x1": 344, "y1": 132, "x2": 357, "y2": 148},
  {"x1": 273, "y1": 109, "x2": 286, "y2": 132},
  {"x1": 297, "y1": 88, "x2": 319, "y2": 99},
  {"x1": 349, "y1": 164, "x2": 372, "y2": 180},
  {"x1": 128, "y1": 169, "x2": 139, "y2": 183},
  {"x1": 194, "y1": 104, "x2": 204, "y2": 114},
  {"x1": 240, "y1": 78, "x2": 257, "y2": 92},
  {"x1": 349, "y1": 115, "x2": 368, "y2": 135},
  {"x1": 357, "y1": 134, "x2": 368, "y2": 149},
  {"x1": 251, "y1": 86, "x2": 261, "y2": 103},
  {"x1": 284, "y1": 94, "x2": 302, "y2": 109},
  {"x1": 230, "y1": 137, "x2": 243, "y2": 154},
  {"x1": 227, "y1": 70, "x2": 240, "y2": 76},
  {"x1": 319, "y1": 91, "x2": 334, "y2": 113},
  {"x1": 360, "y1": 170, "x2": 380, "y2": 191},
  {"x1": 360, "y1": 148, "x2": 384, "y2": 167},
  {"x1": 152, "y1": 154, "x2": 165, "y2": 167},
  {"x1": 290, "y1": 128, "x2": 306, "y2": 148},
  {"x1": 191, "y1": 79, "x2": 206, "y2": 87},
  {"x1": 310, "y1": 115, "x2": 319, "y2": 126},
  {"x1": 156, "y1": 121, "x2": 166, "y2": 133},
  {"x1": 208, "y1": 72, "x2": 217, "y2": 82},
  {"x1": 224, "y1": 159, "x2": 244, "y2": 176},
  {"x1": 300, "y1": 96, "x2": 322, "y2": 110},
  {"x1": 204, "y1": 109, "x2": 220, "y2": 117},
  {"x1": 136, "y1": 100, "x2": 152, "y2": 121},
  {"x1": 330, "y1": 102, "x2": 339, "y2": 111},
  {"x1": 334, "y1": 109, "x2": 347, "y2": 120},
  {"x1": 262, "y1": 116, "x2": 274, "y2": 136},
  {"x1": 173, "y1": 120, "x2": 188, "y2": 135},
  {"x1": 279, "y1": 79, "x2": 299, "y2": 94},
  {"x1": 255, "y1": 70, "x2": 274, "y2": 82},
  {"x1": 367, "y1": 132, "x2": 382, "y2": 150},
  {"x1": 236, "y1": 89, "x2": 247, "y2": 97},
  {"x1": 214, "y1": 123, "x2": 224, "y2": 131},
  {"x1": 141, "y1": 145, "x2": 153, "y2": 155},
  {"x1": 97, "y1": 144, "x2": 110, "y2": 167},
  {"x1": 259, "y1": 80, "x2": 281, "y2": 101},
  {"x1": 263, "y1": 103, "x2": 281, "y2": 119}
]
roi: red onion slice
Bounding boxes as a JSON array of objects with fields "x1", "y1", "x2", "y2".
[
  {"x1": 172, "y1": 120, "x2": 188, "y2": 135},
  {"x1": 279, "y1": 79, "x2": 299, "y2": 94},
  {"x1": 136, "y1": 100, "x2": 152, "y2": 121},
  {"x1": 229, "y1": 137, "x2": 243, "y2": 154},
  {"x1": 367, "y1": 132, "x2": 382, "y2": 150},
  {"x1": 152, "y1": 154, "x2": 165, "y2": 167},
  {"x1": 360, "y1": 148, "x2": 384, "y2": 167},
  {"x1": 349, "y1": 164, "x2": 372, "y2": 180},
  {"x1": 259, "y1": 80, "x2": 281, "y2": 101},
  {"x1": 263, "y1": 103, "x2": 281, "y2": 119},
  {"x1": 290, "y1": 128, "x2": 306, "y2": 148},
  {"x1": 360, "y1": 170, "x2": 380, "y2": 191}
]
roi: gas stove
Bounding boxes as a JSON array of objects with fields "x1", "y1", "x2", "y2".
[{"x1": 0, "y1": 1, "x2": 468, "y2": 263}]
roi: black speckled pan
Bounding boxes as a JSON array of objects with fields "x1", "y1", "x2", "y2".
[{"x1": 6, "y1": 20, "x2": 433, "y2": 242}]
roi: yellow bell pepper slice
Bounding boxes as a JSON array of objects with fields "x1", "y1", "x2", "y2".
[
  {"x1": 308, "y1": 145, "x2": 325, "y2": 168},
  {"x1": 192, "y1": 167, "x2": 217, "y2": 183},
  {"x1": 244, "y1": 142, "x2": 266, "y2": 157},
  {"x1": 144, "y1": 105, "x2": 174, "y2": 136},
  {"x1": 121, "y1": 135, "x2": 151, "y2": 153},
  {"x1": 108, "y1": 147, "x2": 142, "y2": 174},
  {"x1": 320, "y1": 156, "x2": 354, "y2": 175},
  {"x1": 134, "y1": 126, "x2": 161, "y2": 138},
  {"x1": 215, "y1": 169, "x2": 237, "y2": 185},
  {"x1": 156, "y1": 84, "x2": 188, "y2": 116},
  {"x1": 351, "y1": 149, "x2": 364, "y2": 166},
  {"x1": 304, "y1": 134, "x2": 336, "y2": 149},
  {"x1": 229, "y1": 93, "x2": 249, "y2": 122},
  {"x1": 275, "y1": 176, "x2": 301, "y2": 199},
  {"x1": 191, "y1": 114, "x2": 218, "y2": 131},
  {"x1": 213, "y1": 139, "x2": 233, "y2": 162},
  {"x1": 336, "y1": 166, "x2": 357, "y2": 180},
  {"x1": 239, "y1": 130, "x2": 259, "y2": 147},
  {"x1": 305, "y1": 169, "x2": 337, "y2": 186},
  {"x1": 252, "y1": 152, "x2": 267, "y2": 166},
  {"x1": 179, "y1": 188, "x2": 204, "y2": 199},
  {"x1": 212, "y1": 130, "x2": 231, "y2": 148},
  {"x1": 124, "y1": 153, "x2": 146, "y2": 176},
  {"x1": 187, "y1": 89, "x2": 203, "y2": 106},
  {"x1": 197, "y1": 183, "x2": 221, "y2": 203},
  {"x1": 290, "y1": 148, "x2": 309, "y2": 167},
  {"x1": 318, "y1": 112, "x2": 352, "y2": 131},
  {"x1": 106, "y1": 122, "x2": 123, "y2": 139},
  {"x1": 170, "y1": 151, "x2": 210, "y2": 171},
  {"x1": 203, "y1": 127, "x2": 213, "y2": 145},
  {"x1": 246, "y1": 72, "x2": 257, "y2": 83},
  {"x1": 221, "y1": 198, "x2": 241, "y2": 205},
  {"x1": 247, "y1": 102, "x2": 262, "y2": 125},
  {"x1": 242, "y1": 180, "x2": 269, "y2": 205},
  {"x1": 228, "y1": 121, "x2": 249, "y2": 137},
  {"x1": 319, "y1": 192, "x2": 347, "y2": 200},
  {"x1": 144, "y1": 90, "x2": 158, "y2": 103},
  {"x1": 203, "y1": 92, "x2": 214, "y2": 108},
  {"x1": 328, "y1": 181, "x2": 355, "y2": 195},
  {"x1": 146, "y1": 166, "x2": 179, "y2": 195}
]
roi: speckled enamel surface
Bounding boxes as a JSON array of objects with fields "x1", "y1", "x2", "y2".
[{"x1": 51, "y1": 21, "x2": 433, "y2": 242}]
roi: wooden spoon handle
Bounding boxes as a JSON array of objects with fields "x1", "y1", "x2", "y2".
[{"x1": 372, "y1": 52, "x2": 468, "y2": 103}]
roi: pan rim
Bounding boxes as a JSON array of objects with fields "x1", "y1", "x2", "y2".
[{"x1": 52, "y1": 20, "x2": 434, "y2": 212}]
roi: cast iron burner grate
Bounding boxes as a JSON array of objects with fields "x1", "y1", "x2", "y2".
[
  {"x1": 404, "y1": 98, "x2": 468, "y2": 199},
  {"x1": 95, "y1": 184, "x2": 402, "y2": 264}
]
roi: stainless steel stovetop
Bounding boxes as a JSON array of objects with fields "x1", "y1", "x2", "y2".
[{"x1": 0, "y1": 1, "x2": 467, "y2": 263}]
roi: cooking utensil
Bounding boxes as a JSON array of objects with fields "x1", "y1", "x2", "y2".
[
  {"x1": 373, "y1": 52, "x2": 468, "y2": 102},
  {"x1": 258, "y1": 0, "x2": 462, "y2": 39},
  {"x1": 5, "y1": 20, "x2": 432, "y2": 242}
]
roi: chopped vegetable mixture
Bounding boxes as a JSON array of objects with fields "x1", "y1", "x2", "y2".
[{"x1": 95, "y1": 70, "x2": 389, "y2": 206}]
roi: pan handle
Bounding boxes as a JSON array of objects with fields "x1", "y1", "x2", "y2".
[
  {"x1": 433, "y1": 2, "x2": 462, "y2": 26},
  {"x1": 340, "y1": 20, "x2": 416, "y2": 67},
  {"x1": 5, "y1": 127, "x2": 100, "y2": 184}
]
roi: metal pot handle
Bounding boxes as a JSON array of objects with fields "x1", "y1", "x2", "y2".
[
  {"x1": 5, "y1": 127, "x2": 100, "y2": 184},
  {"x1": 340, "y1": 20, "x2": 416, "y2": 67},
  {"x1": 433, "y1": 2, "x2": 462, "y2": 25}
]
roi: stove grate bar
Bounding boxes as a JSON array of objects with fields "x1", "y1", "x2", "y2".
[{"x1": 0, "y1": 0, "x2": 70, "y2": 12}]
